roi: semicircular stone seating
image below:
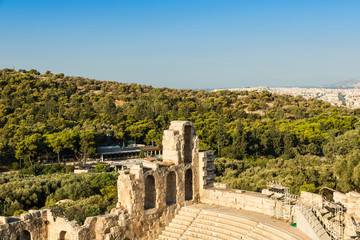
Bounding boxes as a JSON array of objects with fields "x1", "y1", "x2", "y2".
[{"x1": 157, "y1": 204, "x2": 307, "y2": 240}]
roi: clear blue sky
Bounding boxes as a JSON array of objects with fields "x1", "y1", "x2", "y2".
[{"x1": 1, "y1": 0, "x2": 360, "y2": 89}]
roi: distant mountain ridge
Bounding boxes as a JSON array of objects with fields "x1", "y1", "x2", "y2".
[{"x1": 320, "y1": 79, "x2": 360, "y2": 89}]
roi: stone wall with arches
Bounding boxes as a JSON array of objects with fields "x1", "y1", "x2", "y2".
[
  {"x1": 110, "y1": 121, "x2": 213, "y2": 239},
  {"x1": 0, "y1": 210, "x2": 48, "y2": 240},
  {"x1": 113, "y1": 160, "x2": 201, "y2": 239},
  {"x1": 0, "y1": 121, "x2": 215, "y2": 240}
]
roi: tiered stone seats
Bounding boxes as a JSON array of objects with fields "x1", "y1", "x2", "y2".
[
  {"x1": 158, "y1": 207, "x2": 201, "y2": 240},
  {"x1": 189, "y1": 210, "x2": 256, "y2": 239},
  {"x1": 247, "y1": 223, "x2": 300, "y2": 240},
  {"x1": 157, "y1": 205, "x2": 306, "y2": 240}
]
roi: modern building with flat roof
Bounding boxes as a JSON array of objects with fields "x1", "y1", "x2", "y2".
[{"x1": 97, "y1": 145, "x2": 162, "y2": 161}]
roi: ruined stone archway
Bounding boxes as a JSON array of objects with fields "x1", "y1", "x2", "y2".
[
  {"x1": 184, "y1": 125, "x2": 192, "y2": 163},
  {"x1": 59, "y1": 231, "x2": 70, "y2": 240},
  {"x1": 185, "y1": 168, "x2": 193, "y2": 201},
  {"x1": 17, "y1": 230, "x2": 31, "y2": 240},
  {"x1": 144, "y1": 175, "x2": 156, "y2": 209},
  {"x1": 166, "y1": 171, "x2": 177, "y2": 205}
]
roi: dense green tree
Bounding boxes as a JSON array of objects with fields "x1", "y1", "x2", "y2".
[
  {"x1": 15, "y1": 133, "x2": 43, "y2": 167},
  {"x1": 79, "y1": 130, "x2": 96, "y2": 166},
  {"x1": 231, "y1": 120, "x2": 247, "y2": 159},
  {"x1": 216, "y1": 116, "x2": 228, "y2": 157}
]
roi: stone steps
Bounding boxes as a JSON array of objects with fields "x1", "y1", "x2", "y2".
[
  {"x1": 197, "y1": 212, "x2": 255, "y2": 231},
  {"x1": 178, "y1": 210, "x2": 198, "y2": 218},
  {"x1": 169, "y1": 222, "x2": 188, "y2": 230},
  {"x1": 190, "y1": 222, "x2": 243, "y2": 239},
  {"x1": 194, "y1": 217, "x2": 249, "y2": 235},
  {"x1": 161, "y1": 229, "x2": 182, "y2": 239},
  {"x1": 158, "y1": 235, "x2": 178, "y2": 240},
  {"x1": 247, "y1": 229, "x2": 272, "y2": 240},
  {"x1": 175, "y1": 215, "x2": 194, "y2": 222},
  {"x1": 202, "y1": 210, "x2": 258, "y2": 227},
  {"x1": 157, "y1": 205, "x2": 304, "y2": 240},
  {"x1": 157, "y1": 207, "x2": 200, "y2": 240},
  {"x1": 255, "y1": 223, "x2": 296, "y2": 240},
  {"x1": 183, "y1": 228, "x2": 225, "y2": 240},
  {"x1": 165, "y1": 226, "x2": 185, "y2": 234}
]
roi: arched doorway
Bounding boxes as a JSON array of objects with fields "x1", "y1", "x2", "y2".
[
  {"x1": 185, "y1": 169, "x2": 193, "y2": 201},
  {"x1": 144, "y1": 175, "x2": 156, "y2": 209},
  {"x1": 166, "y1": 171, "x2": 177, "y2": 205},
  {"x1": 17, "y1": 230, "x2": 31, "y2": 240},
  {"x1": 184, "y1": 125, "x2": 192, "y2": 163},
  {"x1": 59, "y1": 231, "x2": 70, "y2": 240}
]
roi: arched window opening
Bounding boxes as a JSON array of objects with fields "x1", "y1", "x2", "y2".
[
  {"x1": 59, "y1": 231, "x2": 70, "y2": 240},
  {"x1": 166, "y1": 171, "x2": 177, "y2": 205},
  {"x1": 144, "y1": 175, "x2": 156, "y2": 210},
  {"x1": 185, "y1": 169, "x2": 193, "y2": 201},
  {"x1": 17, "y1": 230, "x2": 31, "y2": 240},
  {"x1": 184, "y1": 126, "x2": 192, "y2": 163}
]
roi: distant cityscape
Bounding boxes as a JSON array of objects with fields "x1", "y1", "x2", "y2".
[{"x1": 213, "y1": 86, "x2": 360, "y2": 109}]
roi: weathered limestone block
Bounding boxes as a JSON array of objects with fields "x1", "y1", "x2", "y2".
[
  {"x1": 0, "y1": 216, "x2": 6, "y2": 225},
  {"x1": 356, "y1": 199, "x2": 360, "y2": 218},
  {"x1": 345, "y1": 191, "x2": 360, "y2": 215},
  {"x1": 299, "y1": 191, "x2": 323, "y2": 208},
  {"x1": 162, "y1": 130, "x2": 181, "y2": 163},
  {"x1": 117, "y1": 165, "x2": 144, "y2": 215},
  {"x1": 82, "y1": 214, "x2": 119, "y2": 240},
  {"x1": 344, "y1": 214, "x2": 358, "y2": 238},
  {"x1": 333, "y1": 191, "x2": 347, "y2": 204},
  {"x1": 46, "y1": 210, "x2": 81, "y2": 240},
  {"x1": 162, "y1": 121, "x2": 198, "y2": 165}
]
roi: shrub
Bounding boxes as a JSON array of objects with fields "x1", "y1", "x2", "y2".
[
  {"x1": 95, "y1": 164, "x2": 106, "y2": 172},
  {"x1": 20, "y1": 164, "x2": 44, "y2": 175},
  {"x1": 13, "y1": 209, "x2": 26, "y2": 216},
  {"x1": 11, "y1": 162, "x2": 19, "y2": 170},
  {"x1": 65, "y1": 165, "x2": 74, "y2": 173}
]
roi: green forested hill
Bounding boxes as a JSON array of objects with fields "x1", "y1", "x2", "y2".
[{"x1": 1, "y1": 68, "x2": 360, "y2": 194}]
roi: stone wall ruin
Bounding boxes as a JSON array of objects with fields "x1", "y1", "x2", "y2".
[{"x1": 0, "y1": 121, "x2": 213, "y2": 240}]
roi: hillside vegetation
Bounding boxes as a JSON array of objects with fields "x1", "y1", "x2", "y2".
[
  {"x1": 0, "y1": 170, "x2": 118, "y2": 224},
  {"x1": 1, "y1": 68, "x2": 360, "y2": 196}
]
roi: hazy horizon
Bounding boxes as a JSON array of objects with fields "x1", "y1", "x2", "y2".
[{"x1": 1, "y1": 0, "x2": 360, "y2": 89}]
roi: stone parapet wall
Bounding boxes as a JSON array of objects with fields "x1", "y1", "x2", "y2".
[
  {"x1": 213, "y1": 182, "x2": 228, "y2": 189},
  {"x1": 200, "y1": 188, "x2": 277, "y2": 217}
]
